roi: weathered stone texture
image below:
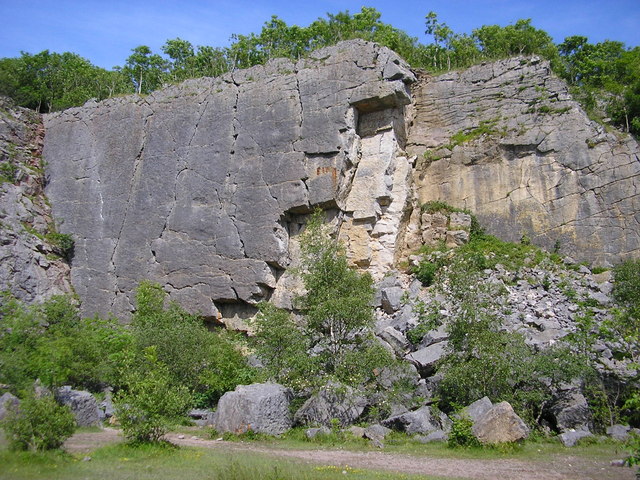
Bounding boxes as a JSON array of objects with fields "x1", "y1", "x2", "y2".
[
  {"x1": 44, "y1": 41, "x2": 415, "y2": 318},
  {"x1": 212, "y1": 383, "x2": 293, "y2": 435},
  {"x1": 407, "y1": 56, "x2": 640, "y2": 265},
  {"x1": 0, "y1": 98, "x2": 73, "y2": 304}
]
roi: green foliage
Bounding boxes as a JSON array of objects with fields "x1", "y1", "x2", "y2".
[
  {"x1": 0, "y1": 161, "x2": 18, "y2": 183},
  {"x1": 1, "y1": 392, "x2": 75, "y2": 451},
  {"x1": 298, "y1": 210, "x2": 375, "y2": 372},
  {"x1": 44, "y1": 232, "x2": 74, "y2": 260},
  {"x1": 131, "y1": 281, "x2": 255, "y2": 405},
  {"x1": 254, "y1": 210, "x2": 400, "y2": 394},
  {"x1": 114, "y1": 348, "x2": 192, "y2": 444},
  {"x1": 413, "y1": 261, "x2": 440, "y2": 287},
  {"x1": 253, "y1": 303, "x2": 319, "y2": 390},
  {"x1": 0, "y1": 294, "x2": 131, "y2": 393},
  {"x1": 447, "y1": 415, "x2": 480, "y2": 448},
  {"x1": 432, "y1": 250, "x2": 589, "y2": 426}
]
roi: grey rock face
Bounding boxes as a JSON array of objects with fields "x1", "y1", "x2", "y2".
[
  {"x1": 0, "y1": 392, "x2": 20, "y2": 420},
  {"x1": 212, "y1": 383, "x2": 293, "y2": 435},
  {"x1": 55, "y1": 386, "x2": 101, "y2": 427},
  {"x1": 294, "y1": 383, "x2": 367, "y2": 427},
  {"x1": 408, "y1": 56, "x2": 640, "y2": 265},
  {"x1": 404, "y1": 342, "x2": 447, "y2": 376},
  {"x1": 43, "y1": 41, "x2": 414, "y2": 319},
  {"x1": 0, "y1": 97, "x2": 73, "y2": 305},
  {"x1": 549, "y1": 382, "x2": 592, "y2": 433},
  {"x1": 472, "y1": 401, "x2": 529, "y2": 444}
]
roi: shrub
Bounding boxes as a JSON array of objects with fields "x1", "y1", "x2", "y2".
[
  {"x1": 1, "y1": 393, "x2": 75, "y2": 451},
  {"x1": 132, "y1": 281, "x2": 254, "y2": 405},
  {"x1": 447, "y1": 415, "x2": 480, "y2": 448},
  {"x1": 115, "y1": 349, "x2": 192, "y2": 444},
  {"x1": 0, "y1": 294, "x2": 131, "y2": 393}
]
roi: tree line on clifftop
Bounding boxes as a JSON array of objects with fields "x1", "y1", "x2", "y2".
[{"x1": 0, "y1": 7, "x2": 639, "y2": 135}]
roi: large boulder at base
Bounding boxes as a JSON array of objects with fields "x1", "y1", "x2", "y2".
[
  {"x1": 294, "y1": 383, "x2": 367, "y2": 427},
  {"x1": 0, "y1": 392, "x2": 20, "y2": 420},
  {"x1": 549, "y1": 382, "x2": 592, "y2": 433},
  {"x1": 55, "y1": 386, "x2": 101, "y2": 427},
  {"x1": 212, "y1": 383, "x2": 292, "y2": 435},
  {"x1": 382, "y1": 405, "x2": 446, "y2": 435},
  {"x1": 472, "y1": 401, "x2": 529, "y2": 444}
]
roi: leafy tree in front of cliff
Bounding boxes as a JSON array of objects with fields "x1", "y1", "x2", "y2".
[
  {"x1": 131, "y1": 281, "x2": 255, "y2": 406},
  {"x1": 0, "y1": 294, "x2": 131, "y2": 393},
  {"x1": 254, "y1": 210, "x2": 405, "y2": 394}
]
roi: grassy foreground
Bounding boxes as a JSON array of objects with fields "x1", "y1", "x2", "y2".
[{"x1": 0, "y1": 434, "x2": 446, "y2": 480}]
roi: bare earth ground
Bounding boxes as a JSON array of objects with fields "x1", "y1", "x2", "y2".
[{"x1": 63, "y1": 429, "x2": 635, "y2": 480}]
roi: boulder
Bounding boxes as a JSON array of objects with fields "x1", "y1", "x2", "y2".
[
  {"x1": 55, "y1": 387, "x2": 101, "y2": 427},
  {"x1": 364, "y1": 424, "x2": 392, "y2": 444},
  {"x1": 382, "y1": 405, "x2": 442, "y2": 435},
  {"x1": 404, "y1": 342, "x2": 448, "y2": 376},
  {"x1": 415, "y1": 430, "x2": 448, "y2": 443},
  {"x1": 606, "y1": 424, "x2": 631, "y2": 441},
  {"x1": 472, "y1": 401, "x2": 529, "y2": 444},
  {"x1": 294, "y1": 383, "x2": 367, "y2": 427},
  {"x1": 188, "y1": 409, "x2": 215, "y2": 427},
  {"x1": 559, "y1": 429, "x2": 593, "y2": 447},
  {"x1": 380, "y1": 286, "x2": 405, "y2": 314},
  {"x1": 549, "y1": 382, "x2": 592, "y2": 433},
  {"x1": 0, "y1": 392, "x2": 20, "y2": 420},
  {"x1": 305, "y1": 426, "x2": 331, "y2": 439},
  {"x1": 459, "y1": 396, "x2": 493, "y2": 425},
  {"x1": 212, "y1": 383, "x2": 292, "y2": 435}
]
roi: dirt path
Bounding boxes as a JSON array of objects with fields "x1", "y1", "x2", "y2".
[{"x1": 64, "y1": 429, "x2": 635, "y2": 480}]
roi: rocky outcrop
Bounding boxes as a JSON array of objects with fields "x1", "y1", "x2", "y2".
[
  {"x1": 40, "y1": 41, "x2": 639, "y2": 320},
  {"x1": 0, "y1": 98, "x2": 72, "y2": 304},
  {"x1": 406, "y1": 56, "x2": 640, "y2": 266},
  {"x1": 55, "y1": 386, "x2": 101, "y2": 427},
  {"x1": 43, "y1": 40, "x2": 415, "y2": 319},
  {"x1": 293, "y1": 382, "x2": 368, "y2": 427}
]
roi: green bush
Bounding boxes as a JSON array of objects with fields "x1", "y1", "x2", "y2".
[
  {"x1": 115, "y1": 349, "x2": 192, "y2": 444},
  {"x1": 0, "y1": 294, "x2": 131, "y2": 393},
  {"x1": 132, "y1": 281, "x2": 255, "y2": 405},
  {"x1": 447, "y1": 415, "x2": 480, "y2": 448},
  {"x1": 1, "y1": 393, "x2": 76, "y2": 451}
]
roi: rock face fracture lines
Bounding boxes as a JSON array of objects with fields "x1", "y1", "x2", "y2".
[{"x1": 42, "y1": 41, "x2": 640, "y2": 319}]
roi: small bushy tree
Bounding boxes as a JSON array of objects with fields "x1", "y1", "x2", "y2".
[
  {"x1": 132, "y1": 281, "x2": 254, "y2": 405},
  {"x1": 1, "y1": 393, "x2": 75, "y2": 451},
  {"x1": 254, "y1": 210, "x2": 402, "y2": 395},
  {"x1": 115, "y1": 348, "x2": 191, "y2": 443}
]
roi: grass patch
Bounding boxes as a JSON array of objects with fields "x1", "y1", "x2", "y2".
[{"x1": 0, "y1": 439, "x2": 444, "y2": 480}]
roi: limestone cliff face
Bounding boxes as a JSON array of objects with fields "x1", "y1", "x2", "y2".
[
  {"x1": 0, "y1": 98, "x2": 72, "y2": 303},
  {"x1": 43, "y1": 41, "x2": 415, "y2": 319},
  {"x1": 405, "y1": 57, "x2": 640, "y2": 265},
  {"x1": 41, "y1": 41, "x2": 640, "y2": 319}
]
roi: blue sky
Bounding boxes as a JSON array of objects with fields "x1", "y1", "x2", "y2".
[{"x1": 1, "y1": 0, "x2": 638, "y2": 69}]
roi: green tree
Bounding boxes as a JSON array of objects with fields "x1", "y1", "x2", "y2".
[
  {"x1": 298, "y1": 211, "x2": 375, "y2": 373},
  {"x1": 114, "y1": 348, "x2": 191, "y2": 444},
  {"x1": 254, "y1": 210, "x2": 402, "y2": 396},
  {"x1": 123, "y1": 46, "x2": 168, "y2": 94},
  {"x1": 131, "y1": 281, "x2": 254, "y2": 405}
]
